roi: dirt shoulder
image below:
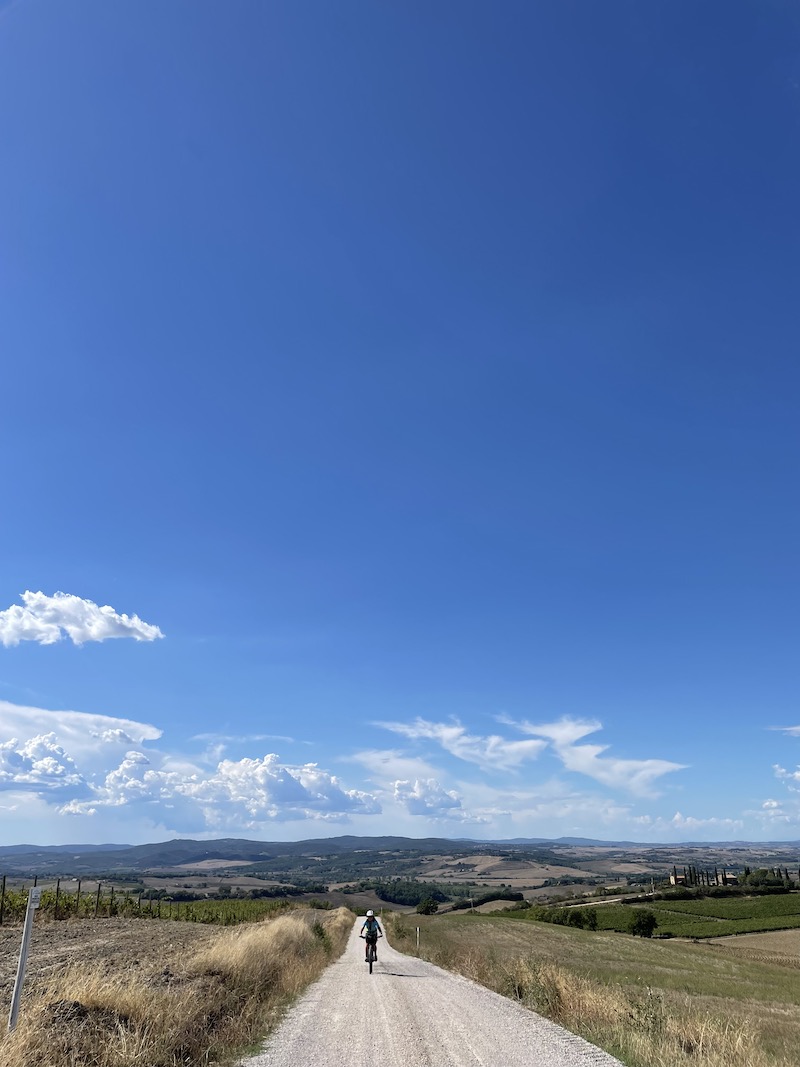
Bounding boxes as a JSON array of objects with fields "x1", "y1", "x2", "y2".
[{"x1": 0, "y1": 917, "x2": 218, "y2": 1011}]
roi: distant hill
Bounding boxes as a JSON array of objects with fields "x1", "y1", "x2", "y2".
[
  {"x1": 0, "y1": 834, "x2": 798, "y2": 877},
  {"x1": 487, "y1": 837, "x2": 642, "y2": 847},
  {"x1": 0, "y1": 835, "x2": 481, "y2": 875},
  {"x1": 0, "y1": 843, "x2": 129, "y2": 855}
]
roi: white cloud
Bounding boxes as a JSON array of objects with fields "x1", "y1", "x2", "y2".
[
  {"x1": 0, "y1": 591, "x2": 163, "y2": 646},
  {"x1": 0, "y1": 701, "x2": 162, "y2": 758},
  {"x1": 742, "y1": 793, "x2": 799, "y2": 826},
  {"x1": 774, "y1": 763, "x2": 800, "y2": 787},
  {"x1": 396, "y1": 768, "x2": 634, "y2": 832},
  {"x1": 394, "y1": 778, "x2": 465, "y2": 819},
  {"x1": 668, "y1": 812, "x2": 743, "y2": 834},
  {"x1": 772, "y1": 726, "x2": 800, "y2": 737},
  {"x1": 485, "y1": 788, "x2": 631, "y2": 828},
  {"x1": 498, "y1": 715, "x2": 601, "y2": 747},
  {"x1": 507, "y1": 716, "x2": 687, "y2": 796},
  {"x1": 0, "y1": 701, "x2": 380, "y2": 832},
  {"x1": 64, "y1": 752, "x2": 381, "y2": 828},
  {"x1": 0, "y1": 734, "x2": 84, "y2": 790},
  {"x1": 348, "y1": 748, "x2": 442, "y2": 783},
  {"x1": 376, "y1": 714, "x2": 685, "y2": 797},
  {"x1": 376, "y1": 718, "x2": 547, "y2": 772},
  {"x1": 743, "y1": 769, "x2": 800, "y2": 829},
  {"x1": 193, "y1": 756, "x2": 381, "y2": 823},
  {"x1": 94, "y1": 729, "x2": 137, "y2": 745}
]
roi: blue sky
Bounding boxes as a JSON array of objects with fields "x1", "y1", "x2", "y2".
[{"x1": 2, "y1": 1, "x2": 800, "y2": 846}]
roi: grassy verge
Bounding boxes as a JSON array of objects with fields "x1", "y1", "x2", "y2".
[
  {"x1": 0, "y1": 907, "x2": 353, "y2": 1067},
  {"x1": 386, "y1": 913, "x2": 800, "y2": 1067}
]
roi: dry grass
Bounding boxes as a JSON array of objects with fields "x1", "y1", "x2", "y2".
[
  {"x1": 387, "y1": 914, "x2": 800, "y2": 1067},
  {"x1": 495, "y1": 956, "x2": 766, "y2": 1067},
  {"x1": 0, "y1": 908, "x2": 353, "y2": 1067}
]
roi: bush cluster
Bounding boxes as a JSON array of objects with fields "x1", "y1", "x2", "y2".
[
  {"x1": 520, "y1": 905, "x2": 599, "y2": 931},
  {"x1": 450, "y1": 890, "x2": 524, "y2": 911}
]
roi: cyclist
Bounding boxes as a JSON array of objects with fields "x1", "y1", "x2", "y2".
[{"x1": 360, "y1": 910, "x2": 383, "y2": 961}]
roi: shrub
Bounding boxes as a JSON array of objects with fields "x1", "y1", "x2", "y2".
[
  {"x1": 630, "y1": 910, "x2": 658, "y2": 938},
  {"x1": 416, "y1": 898, "x2": 439, "y2": 915}
]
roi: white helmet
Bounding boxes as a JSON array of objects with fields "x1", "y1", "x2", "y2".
[{"x1": 366, "y1": 910, "x2": 374, "y2": 917}]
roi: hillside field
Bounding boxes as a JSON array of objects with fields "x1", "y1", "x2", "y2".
[
  {"x1": 391, "y1": 911, "x2": 800, "y2": 1067},
  {"x1": 557, "y1": 892, "x2": 800, "y2": 939}
]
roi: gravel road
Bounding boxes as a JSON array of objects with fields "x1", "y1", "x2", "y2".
[{"x1": 240, "y1": 917, "x2": 625, "y2": 1067}]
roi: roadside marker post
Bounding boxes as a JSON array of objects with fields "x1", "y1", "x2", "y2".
[
  {"x1": 8, "y1": 887, "x2": 42, "y2": 1033},
  {"x1": 416, "y1": 926, "x2": 420, "y2": 950}
]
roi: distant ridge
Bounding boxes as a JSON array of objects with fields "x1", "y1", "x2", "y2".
[
  {"x1": 489, "y1": 837, "x2": 642, "y2": 847},
  {"x1": 0, "y1": 834, "x2": 797, "y2": 876},
  {"x1": 0, "y1": 835, "x2": 478, "y2": 874},
  {"x1": 0, "y1": 843, "x2": 129, "y2": 856}
]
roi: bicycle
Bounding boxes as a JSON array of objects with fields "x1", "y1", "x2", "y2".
[{"x1": 360, "y1": 933, "x2": 381, "y2": 973}]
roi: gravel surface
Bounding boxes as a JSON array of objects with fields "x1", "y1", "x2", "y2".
[{"x1": 240, "y1": 918, "x2": 625, "y2": 1067}]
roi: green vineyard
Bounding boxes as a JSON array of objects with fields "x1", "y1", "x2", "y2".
[{"x1": 0, "y1": 881, "x2": 298, "y2": 926}]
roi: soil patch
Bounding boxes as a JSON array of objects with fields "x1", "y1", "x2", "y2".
[{"x1": 0, "y1": 916, "x2": 218, "y2": 1012}]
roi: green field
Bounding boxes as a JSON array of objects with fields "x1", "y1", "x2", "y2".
[{"x1": 586, "y1": 893, "x2": 800, "y2": 939}]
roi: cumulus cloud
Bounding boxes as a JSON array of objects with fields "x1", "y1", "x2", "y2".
[
  {"x1": 194, "y1": 756, "x2": 381, "y2": 823},
  {"x1": 94, "y1": 729, "x2": 137, "y2": 745},
  {"x1": 0, "y1": 734, "x2": 84, "y2": 790},
  {"x1": 64, "y1": 752, "x2": 381, "y2": 827},
  {"x1": 0, "y1": 591, "x2": 163, "y2": 646},
  {"x1": 394, "y1": 778, "x2": 464, "y2": 819},
  {"x1": 0, "y1": 700, "x2": 380, "y2": 831},
  {"x1": 376, "y1": 718, "x2": 547, "y2": 771},
  {"x1": 506, "y1": 716, "x2": 687, "y2": 796}
]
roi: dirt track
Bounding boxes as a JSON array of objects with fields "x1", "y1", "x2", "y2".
[{"x1": 239, "y1": 918, "x2": 624, "y2": 1067}]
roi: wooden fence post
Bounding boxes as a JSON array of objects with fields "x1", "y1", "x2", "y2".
[
  {"x1": 8, "y1": 888, "x2": 42, "y2": 1032},
  {"x1": 76, "y1": 880, "x2": 82, "y2": 915},
  {"x1": 55, "y1": 879, "x2": 61, "y2": 920},
  {"x1": 0, "y1": 875, "x2": 5, "y2": 926},
  {"x1": 94, "y1": 883, "x2": 102, "y2": 918}
]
